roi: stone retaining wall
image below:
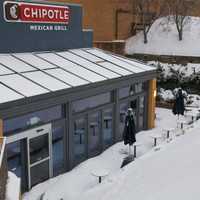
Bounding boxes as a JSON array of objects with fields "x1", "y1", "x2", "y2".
[
  {"x1": 94, "y1": 41, "x2": 125, "y2": 55},
  {"x1": 126, "y1": 54, "x2": 200, "y2": 65}
]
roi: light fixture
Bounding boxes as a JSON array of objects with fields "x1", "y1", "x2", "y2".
[{"x1": 154, "y1": 90, "x2": 157, "y2": 98}]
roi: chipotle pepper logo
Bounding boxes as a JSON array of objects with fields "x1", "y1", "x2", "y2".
[
  {"x1": 3, "y1": 1, "x2": 70, "y2": 24},
  {"x1": 4, "y1": 2, "x2": 20, "y2": 20}
]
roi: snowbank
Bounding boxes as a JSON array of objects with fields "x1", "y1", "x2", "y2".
[
  {"x1": 81, "y1": 119, "x2": 200, "y2": 200},
  {"x1": 6, "y1": 172, "x2": 21, "y2": 200},
  {"x1": 158, "y1": 88, "x2": 175, "y2": 101},
  {"x1": 125, "y1": 16, "x2": 200, "y2": 57},
  {"x1": 23, "y1": 108, "x2": 199, "y2": 200}
]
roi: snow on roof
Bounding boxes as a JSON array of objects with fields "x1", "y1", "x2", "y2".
[
  {"x1": 125, "y1": 16, "x2": 200, "y2": 57},
  {"x1": 0, "y1": 48, "x2": 155, "y2": 104}
]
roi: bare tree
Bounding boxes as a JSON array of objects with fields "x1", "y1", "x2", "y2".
[
  {"x1": 165, "y1": 0, "x2": 196, "y2": 41},
  {"x1": 131, "y1": 0, "x2": 164, "y2": 44}
]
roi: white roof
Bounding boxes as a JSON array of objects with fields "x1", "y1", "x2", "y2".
[{"x1": 0, "y1": 48, "x2": 155, "y2": 104}]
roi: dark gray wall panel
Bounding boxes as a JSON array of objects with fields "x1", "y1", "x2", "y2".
[{"x1": 0, "y1": 1, "x2": 93, "y2": 53}]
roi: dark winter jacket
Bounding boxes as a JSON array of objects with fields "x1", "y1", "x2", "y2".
[{"x1": 123, "y1": 115, "x2": 136, "y2": 145}]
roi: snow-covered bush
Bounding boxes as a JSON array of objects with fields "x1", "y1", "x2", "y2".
[
  {"x1": 149, "y1": 61, "x2": 200, "y2": 89},
  {"x1": 158, "y1": 87, "x2": 200, "y2": 107}
]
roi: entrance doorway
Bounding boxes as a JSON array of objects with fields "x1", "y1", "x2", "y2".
[{"x1": 6, "y1": 124, "x2": 52, "y2": 190}]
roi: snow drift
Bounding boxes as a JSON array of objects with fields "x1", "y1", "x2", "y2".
[
  {"x1": 125, "y1": 16, "x2": 200, "y2": 57},
  {"x1": 23, "y1": 108, "x2": 200, "y2": 200}
]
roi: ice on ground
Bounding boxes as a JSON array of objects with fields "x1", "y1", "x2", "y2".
[
  {"x1": 23, "y1": 108, "x2": 200, "y2": 200},
  {"x1": 125, "y1": 16, "x2": 200, "y2": 57}
]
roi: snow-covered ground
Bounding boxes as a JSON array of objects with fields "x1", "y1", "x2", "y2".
[
  {"x1": 125, "y1": 16, "x2": 200, "y2": 57},
  {"x1": 23, "y1": 107, "x2": 200, "y2": 200},
  {"x1": 6, "y1": 172, "x2": 20, "y2": 200}
]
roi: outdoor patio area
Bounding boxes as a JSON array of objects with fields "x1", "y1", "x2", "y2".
[{"x1": 23, "y1": 106, "x2": 200, "y2": 200}]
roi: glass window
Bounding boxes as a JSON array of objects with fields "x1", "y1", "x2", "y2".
[
  {"x1": 139, "y1": 96, "x2": 145, "y2": 130},
  {"x1": 119, "y1": 87, "x2": 129, "y2": 99},
  {"x1": 52, "y1": 122, "x2": 65, "y2": 176},
  {"x1": 119, "y1": 82, "x2": 146, "y2": 99},
  {"x1": 102, "y1": 108, "x2": 113, "y2": 149},
  {"x1": 88, "y1": 112, "x2": 101, "y2": 156},
  {"x1": 7, "y1": 141, "x2": 22, "y2": 178},
  {"x1": 119, "y1": 102, "x2": 129, "y2": 140},
  {"x1": 7, "y1": 140, "x2": 28, "y2": 191},
  {"x1": 30, "y1": 160, "x2": 49, "y2": 187},
  {"x1": 135, "y1": 83, "x2": 144, "y2": 93},
  {"x1": 73, "y1": 117, "x2": 86, "y2": 163},
  {"x1": 29, "y1": 134, "x2": 49, "y2": 164},
  {"x1": 4, "y1": 106, "x2": 63, "y2": 135},
  {"x1": 130, "y1": 99, "x2": 137, "y2": 128},
  {"x1": 72, "y1": 92, "x2": 111, "y2": 113}
]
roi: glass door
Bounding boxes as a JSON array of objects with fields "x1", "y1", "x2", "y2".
[
  {"x1": 130, "y1": 98, "x2": 138, "y2": 131},
  {"x1": 119, "y1": 102, "x2": 129, "y2": 140},
  {"x1": 88, "y1": 111, "x2": 101, "y2": 157},
  {"x1": 73, "y1": 117, "x2": 87, "y2": 164},
  {"x1": 102, "y1": 107, "x2": 113, "y2": 149},
  {"x1": 27, "y1": 125, "x2": 52, "y2": 189},
  {"x1": 138, "y1": 96, "x2": 145, "y2": 131}
]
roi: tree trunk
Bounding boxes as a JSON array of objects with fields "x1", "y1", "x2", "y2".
[
  {"x1": 143, "y1": 31, "x2": 148, "y2": 44},
  {"x1": 178, "y1": 30, "x2": 183, "y2": 41}
]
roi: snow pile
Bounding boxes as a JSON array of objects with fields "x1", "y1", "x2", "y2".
[
  {"x1": 187, "y1": 94, "x2": 200, "y2": 107},
  {"x1": 23, "y1": 108, "x2": 200, "y2": 200},
  {"x1": 125, "y1": 16, "x2": 200, "y2": 57},
  {"x1": 81, "y1": 119, "x2": 200, "y2": 200},
  {"x1": 158, "y1": 88, "x2": 175, "y2": 102},
  {"x1": 6, "y1": 172, "x2": 21, "y2": 200}
]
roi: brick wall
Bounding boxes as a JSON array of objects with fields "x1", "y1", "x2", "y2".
[
  {"x1": 46, "y1": 0, "x2": 200, "y2": 41},
  {"x1": 47, "y1": 0, "x2": 135, "y2": 41}
]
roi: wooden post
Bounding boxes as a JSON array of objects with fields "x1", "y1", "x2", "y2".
[
  {"x1": 0, "y1": 119, "x2": 3, "y2": 144},
  {"x1": 148, "y1": 79, "x2": 157, "y2": 129}
]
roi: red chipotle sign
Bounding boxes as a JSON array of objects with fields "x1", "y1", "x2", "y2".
[{"x1": 3, "y1": 1, "x2": 70, "y2": 24}]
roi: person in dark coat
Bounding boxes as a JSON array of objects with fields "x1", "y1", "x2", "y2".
[
  {"x1": 172, "y1": 88, "x2": 185, "y2": 116},
  {"x1": 123, "y1": 108, "x2": 136, "y2": 146}
]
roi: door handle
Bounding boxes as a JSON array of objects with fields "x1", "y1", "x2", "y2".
[{"x1": 36, "y1": 129, "x2": 44, "y2": 133}]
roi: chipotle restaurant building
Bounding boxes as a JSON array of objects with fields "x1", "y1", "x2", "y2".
[{"x1": 0, "y1": 0, "x2": 157, "y2": 191}]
